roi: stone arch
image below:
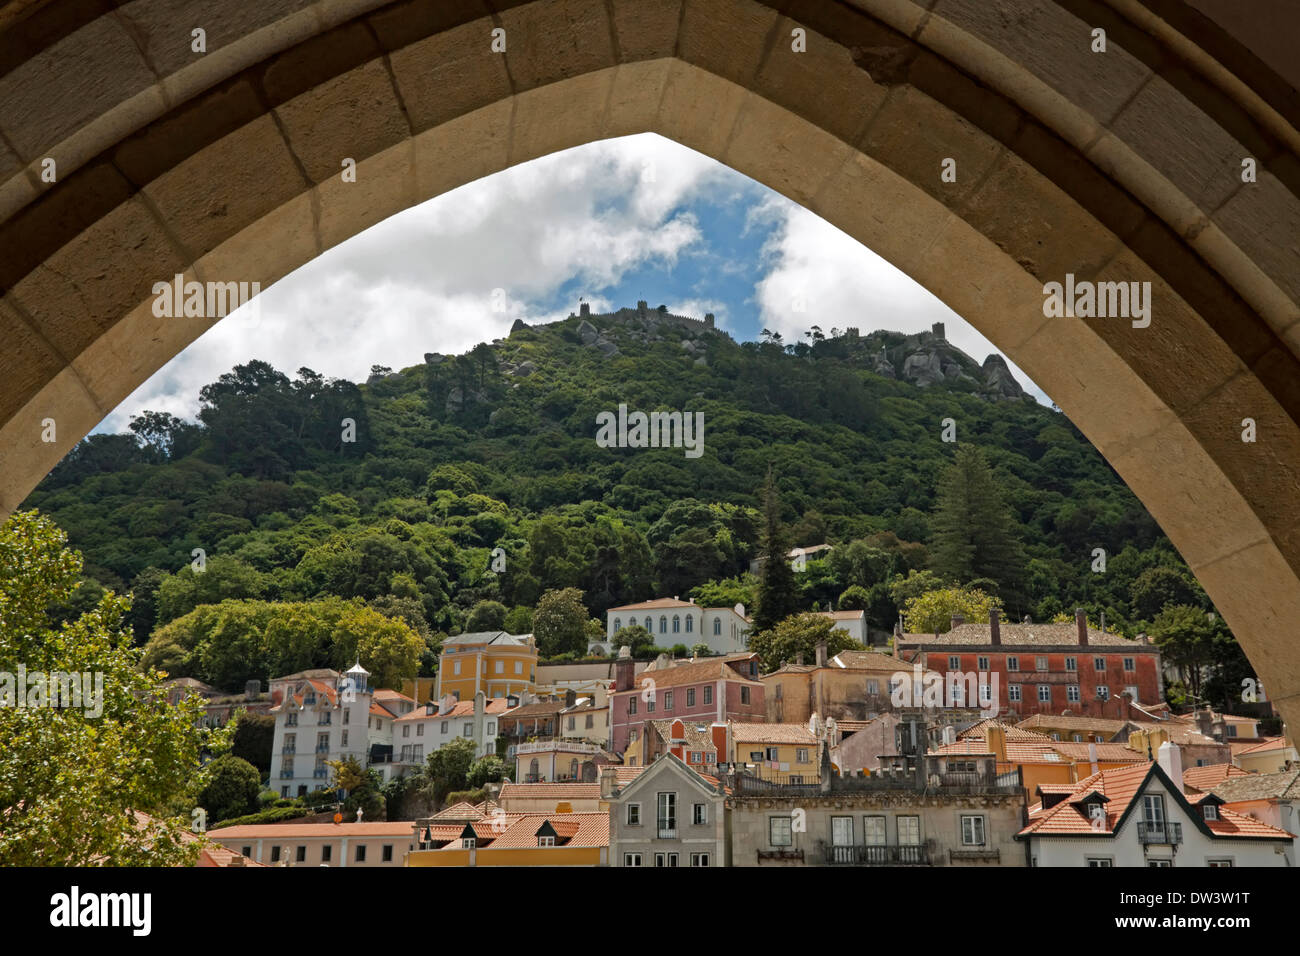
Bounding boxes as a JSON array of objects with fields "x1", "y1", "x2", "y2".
[{"x1": 0, "y1": 0, "x2": 1298, "y2": 728}]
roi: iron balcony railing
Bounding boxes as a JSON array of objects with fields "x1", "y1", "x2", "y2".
[
  {"x1": 1137, "y1": 821, "x2": 1182, "y2": 845},
  {"x1": 821, "y1": 843, "x2": 931, "y2": 866}
]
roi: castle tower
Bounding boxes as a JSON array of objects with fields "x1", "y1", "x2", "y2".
[{"x1": 931, "y1": 322, "x2": 946, "y2": 340}]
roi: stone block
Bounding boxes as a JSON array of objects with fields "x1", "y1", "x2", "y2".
[{"x1": 388, "y1": 18, "x2": 512, "y2": 134}]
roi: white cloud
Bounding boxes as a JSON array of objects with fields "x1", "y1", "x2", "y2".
[{"x1": 750, "y1": 196, "x2": 1050, "y2": 403}]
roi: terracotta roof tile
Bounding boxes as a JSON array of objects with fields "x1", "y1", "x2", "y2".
[
  {"x1": 729, "y1": 722, "x2": 817, "y2": 745},
  {"x1": 1183, "y1": 763, "x2": 1252, "y2": 792}
]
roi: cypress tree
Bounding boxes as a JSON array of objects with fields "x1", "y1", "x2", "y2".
[
  {"x1": 930, "y1": 445, "x2": 1027, "y2": 609},
  {"x1": 753, "y1": 469, "x2": 800, "y2": 632}
]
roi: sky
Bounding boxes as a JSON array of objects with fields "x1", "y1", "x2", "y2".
[{"x1": 96, "y1": 133, "x2": 1049, "y2": 433}]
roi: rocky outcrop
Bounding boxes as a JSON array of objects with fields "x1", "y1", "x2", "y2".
[{"x1": 981, "y1": 354, "x2": 1025, "y2": 400}]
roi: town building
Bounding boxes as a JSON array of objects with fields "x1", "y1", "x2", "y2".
[
  {"x1": 725, "y1": 718, "x2": 1027, "y2": 866},
  {"x1": 161, "y1": 677, "x2": 275, "y2": 727},
  {"x1": 605, "y1": 753, "x2": 728, "y2": 867},
  {"x1": 435, "y1": 630, "x2": 537, "y2": 701},
  {"x1": 608, "y1": 648, "x2": 765, "y2": 754},
  {"x1": 1232, "y1": 735, "x2": 1298, "y2": 772},
  {"x1": 210, "y1": 821, "x2": 419, "y2": 867},
  {"x1": 896, "y1": 608, "x2": 1162, "y2": 717},
  {"x1": 600, "y1": 597, "x2": 751, "y2": 656},
  {"x1": 624, "y1": 717, "x2": 725, "y2": 769},
  {"x1": 1208, "y1": 768, "x2": 1300, "y2": 864},
  {"x1": 816, "y1": 609, "x2": 867, "y2": 643},
  {"x1": 763, "y1": 645, "x2": 905, "y2": 724},
  {"x1": 748, "y1": 543, "x2": 833, "y2": 575},
  {"x1": 934, "y1": 723, "x2": 1146, "y2": 796},
  {"x1": 1017, "y1": 745, "x2": 1294, "y2": 866},
  {"x1": 728, "y1": 721, "x2": 820, "y2": 784},
  {"x1": 382, "y1": 692, "x2": 508, "y2": 779},
  {"x1": 405, "y1": 810, "x2": 610, "y2": 867},
  {"x1": 268, "y1": 664, "x2": 382, "y2": 799},
  {"x1": 514, "y1": 738, "x2": 613, "y2": 783},
  {"x1": 1016, "y1": 714, "x2": 1233, "y2": 768},
  {"x1": 829, "y1": 713, "x2": 901, "y2": 774}
]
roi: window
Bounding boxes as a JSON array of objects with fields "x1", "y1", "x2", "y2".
[
  {"x1": 863, "y1": 816, "x2": 886, "y2": 845},
  {"x1": 286, "y1": 713, "x2": 297, "y2": 727},
  {"x1": 796, "y1": 748, "x2": 810, "y2": 763},
  {"x1": 1073, "y1": 733, "x2": 1083, "y2": 742},
  {"x1": 979, "y1": 683, "x2": 992, "y2": 704},
  {"x1": 453, "y1": 660, "x2": 461, "y2": 675},
  {"x1": 624, "y1": 853, "x2": 642, "y2": 867},
  {"x1": 750, "y1": 751, "x2": 764, "y2": 761},
  {"x1": 403, "y1": 725, "x2": 410, "y2": 738},
  {"x1": 342, "y1": 709, "x2": 349, "y2": 725},
  {"x1": 1087, "y1": 858, "x2": 1113, "y2": 867},
  {"x1": 1097, "y1": 685, "x2": 1110, "y2": 700},
  {"x1": 644, "y1": 616, "x2": 652, "y2": 630},
  {"x1": 1035, "y1": 656, "x2": 1048, "y2": 671},
  {"x1": 462, "y1": 837, "x2": 476, "y2": 849},
  {"x1": 270, "y1": 846, "x2": 281, "y2": 863},
  {"x1": 654, "y1": 853, "x2": 678, "y2": 867},
  {"x1": 685, "y1": 617, "x2": 693, "y2": 633},
  {"x1": 977, "y1": 656, "x2": 989, "y2": 670},
  {"x1": 831, "y1": 816, "x2": 854, "y2": 846},
  {"x1": 1067, "y1": 684, "x2": 1081, "y2": 703},
  {"x1": 630, "y1": 729, "x2": 638, "y2": 742},
  {"x1": 628, "y1": 697, "x2": 637, "y2": 715},
  {"x1": 713, "y1": 619, "x2": 721, "y2": 635},
  {"x1": 741, "y1": 686, "x2": 750, "y2": 705},
  {"x1": 1226, "y1": 725, "x2": 1237, "y2": 738},
  {"x1": 769, "y1": 816, "x2": 793, "y2": 846},
  {"x1": 440, "y1": 721, "x2": 448, "y2": 733},
  {"x1": 672, "y1": 616, "x2": 680, "y2": 634},
  {"x1": 961, "y1": 815, "x2": 986, "y2": 846},
  {"x1": 586, "y1": 714, "x2": 593, "y2": 729},
  {"x1": 686, "y1": 688, "x2": 695, "y2": 707},
  {"x1": 1008, "y1": 684, "x2": 1021, "y2": 702},
  {"x1": 280, "y1": 786, "x2": 288, "y2": 798},
  {"x1": 356, "y1": 845, "x2": 366, "y2": 862},
  {"x1": 690, "y1": 853, "x2": 710, "y2": 866},
  {"x1": 614, "y1": 617, "x2": 621, "y2": 631},
  {"x1": 1207, "y1": 858, "x2": 1233, "y2": 867},
  {"x1": 898, "y1": 816, "x2": 920, "y2": 845},
  {"x1": 766, "y1": 746, "x2": 780, "y2": 761},
  {"x1": 1065, "y1": 657, "x2": 1077, "y2": 672},
  {"x1": 1143, "y1": 795, "x2": 1166, "y2": 829},
  {"x1": 626, "y1": 803, "x2": 641, "y2": 826},
  {"x1": 693, "y1": 803, "x2": 707, "y2": 825},
  {"x1": 1007, "y1": 656, "x2": 1019, "y2": 672},
  {"x1": 1148, "y1": 860, "x2": 1172, "y2": 867},
  {"x1": 1038, "y1": 685, "x2": 1051, "y2": 702},
  {"x1": 659, "y1": 616, "x2": 667, "y2": 634},
  {"x1": 1203, "y1": 805, "x2": 1219, "y2": 821},
  {"x1": 657, "y1": 792, "x2": 676, "y2": 835},
  {"x1": 568, "y1": 716, "x2": 575, "y2": 731},
  {"x1": 689, "y1": 751, "x2": 702, "y2": 763},
  {"x1": 538, "y1": 836, "x2": 556, "y2": 847},
  {"x1": 867, "y1": 679, "x2": 878, "y2": 695},
  {"x1": 495, "y1": 660, "x2": 503, "y2": 674},
  {"x1": 664, "y1": 691, "x2": 673, "y2": 710},
  {"x1": 321, "y1": 845, "x2": 332, "y2": 863},
  {"x1": 382, "y1": 844, "x2": 393, "y2": 862},
  {"x1": 295, "y1": 846, "x2": 306, "y2": 863},
  {"x1": 703, "y1": 686, "x2": 713, "y2": 705},
  {"x1": 242, "y1": 845, "x2": 252, "y2": 858},
  {"x1": 1124, "y1": 657, "x2": 1135, "y2": 671},
  {"x1": 463, "y1": 722, "x2": 473, "y2": 737},
  {"x1": 1094, "y1": 657, "x2": 1106, "y2": 671},
  {"x1": 948, "y1": 655, "x2": 960, "y2": 670},
  {"x1": 646, "y1": 696, "x2": 655, "y2": 713},
  {"x1": 515, "y1": 661, "x2": 522, "y2": 674}
]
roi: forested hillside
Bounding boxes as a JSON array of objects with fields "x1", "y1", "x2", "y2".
[{"x1": 24, "y1": 310, "x2": 1244, "y2": 704}]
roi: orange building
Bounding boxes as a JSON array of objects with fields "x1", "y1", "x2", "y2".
[{"x1": 933, "y1": 723, "x2": 1146, "y2": 795}]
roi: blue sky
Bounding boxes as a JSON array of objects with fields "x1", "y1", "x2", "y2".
[{"x1": 97, "y1": 133, "x2": 1048, "y2": 433}]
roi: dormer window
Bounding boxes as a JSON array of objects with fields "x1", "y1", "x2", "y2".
[
  {"x1": 1204, "y1": 804, "x2": 1219, "y2": 821},
  {"x1": 538, "y1": 836, "x2": 555, "y2": 847},
  {"x1": 462, "y1": 837, "x2": 476, "y2": 849}
]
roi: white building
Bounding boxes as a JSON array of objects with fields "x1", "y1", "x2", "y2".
[
  {"x1": 386, "y1": 692, "x2": 510, "y2": 780},
  {"x1": 818, "y1": 609, "x2": 867, "y2": 643},
  {"x1": 600, "y1": 598, "x2": 750, "y2": 656},
  {"x1": 269, "y1": 664, "x2": 379, "y2": 799},
  {"x1": 1019, "y1": 744, "x2": 1295, "y2": 866}
]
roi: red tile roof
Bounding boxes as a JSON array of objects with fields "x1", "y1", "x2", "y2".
[
  {"x1": 393, "y1": 698, "x2": 513, "y2": 722},
  {"x1": 1183, "y1": 763, "x2": 1252, "y2": 793},
  {"x1": 480, "y1": 813, "x2": 610, "y2": 849},
  {"x1": 729, "y1": 722, "x2": 817, "y2": 745},
  {"x1": 498, "y1": 782, "x2": 604, "y2": 804}
]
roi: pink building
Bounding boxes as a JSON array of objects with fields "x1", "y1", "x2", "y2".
[{"x1": 609, "y1": 652, "x2": 766, "y2": 754}]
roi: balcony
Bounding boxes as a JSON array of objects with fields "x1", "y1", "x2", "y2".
[
  {"x1": 1137, "y1": 822, "x2": 1182, "y2": 845},
  {"x1": 821, "y1": 843, "x2": 930, "y2": 866},
  {"x1": 279, "y1": 770, "x2": 294, "y2": 779}
]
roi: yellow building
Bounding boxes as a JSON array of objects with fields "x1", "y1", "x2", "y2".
[
  {"x1": 762, "y1": 649, "x2": 904, "y2": 724},
  {"x1": 1233, "y1": 735, "x2": 1299, "y2": 773},
  {"x1": 436, "y1": 630, "x2": 537, "y2": 701},
  {"x1": 729, "y1": 722, "x2": 820, "y2": 784},
  {"x1": 406, "y1": 813, "x2": 608, "y2": 866}
]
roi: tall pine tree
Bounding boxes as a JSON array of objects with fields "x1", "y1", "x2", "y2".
[
  {"x1": 753, "y1": 469, "x2": 800, "y2": 632},
  {"x1": 930, "y1": 445, "x2": 1027, "y2": 612}
]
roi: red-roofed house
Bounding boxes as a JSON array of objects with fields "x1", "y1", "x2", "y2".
[{"x1": 1018, "y1": 744, "x2": 1294, "y2": 866}]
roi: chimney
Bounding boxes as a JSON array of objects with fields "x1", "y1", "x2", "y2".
[
  {"x1": 1195, "y1": 707, "x2": 1214, "y2": 738},
  {"x1": 1138, "y1": 632, "x2": 1148, "y2": 645},
  {"x1": 711, "y1": 723, "x2": 729, "y2": 765},
  {"x1": 950, "y1": 613, "x2": 965, "y2": 629},
  {"x1": 599, "y1": 766, "x2": 618, "y2": 799},
  {"x1": 1075, "y1": 608, "x2": 1088, "y2": 645},
  {"x1": 245, "y1": 679, "x2": 261, "y2": 701},
  {"x1": 614, "y1": 646, "x2": 634, "y2": 692},
  {"x1": 989, "y1": 608, "x2": 1001, "y2": 646},
  {"x1": 1088, "y1": 742, "x2": 1099, "y2": 777},
  {"x1": 815, "y1": 640, "x2": 828, "y2": 668},
  {"x1": 1156, "y1": 740, "x2": 1183, "y2": 794},
  {"x1": 985, "y1": 724, "x2": 1007, "y2": 762},
  {"x1": 795, "y1": 652, "x2": 804, "y2": 667},
  {"x1": 564, "y1": 689, "x2": 576, "y2": 708}
]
